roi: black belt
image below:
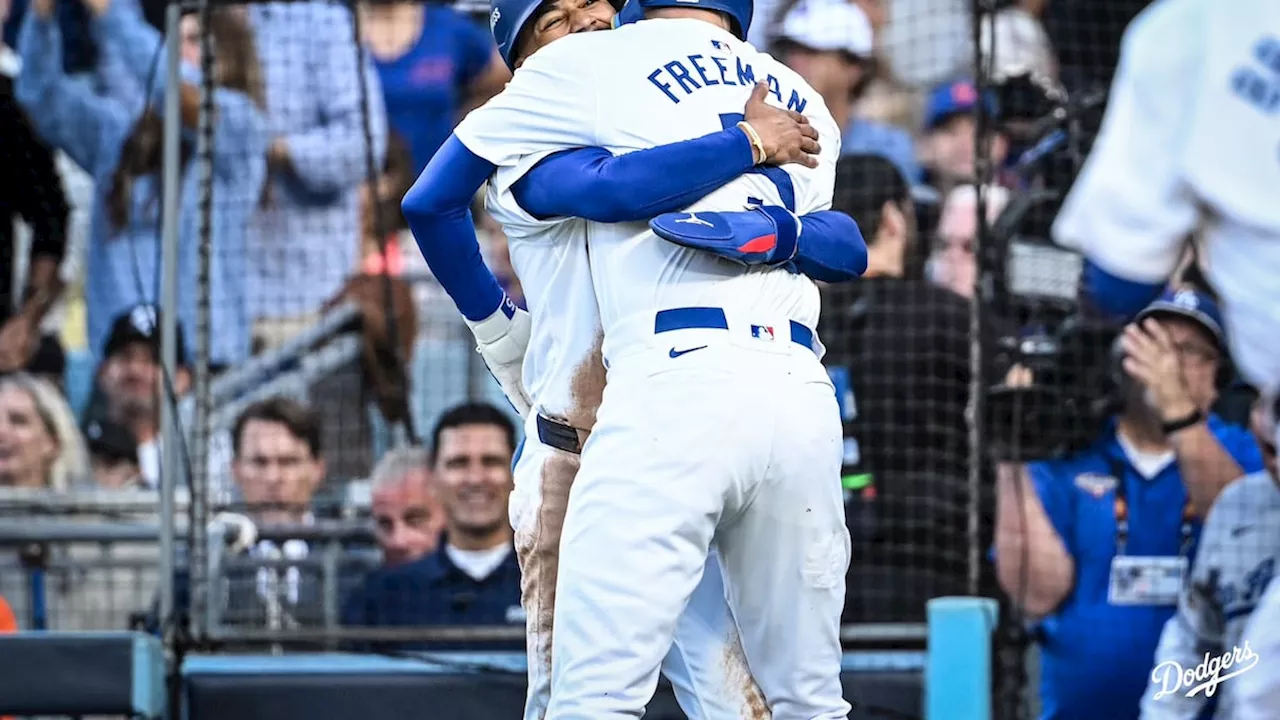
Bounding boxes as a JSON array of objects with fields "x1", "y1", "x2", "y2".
[{"x1": 537, "y1": 414, "x2": 590, "y2": 455}]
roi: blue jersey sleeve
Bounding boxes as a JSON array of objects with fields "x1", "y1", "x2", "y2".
[
  {"x1": 1217, "y1": 423, "x2": 1266, "y2": 476},
  {"x1": 401, "y1": 134, "x2": 506, "y2": 322},
  {"x1": 789, "y1": 210, "x2": 867, "y2": 282},
  {"x1": 511, "y1": 127, "x2": 756, "y2": 223},
  {"x1": 1082, "y1": 258, "x2": 1166, "y2": 323}
]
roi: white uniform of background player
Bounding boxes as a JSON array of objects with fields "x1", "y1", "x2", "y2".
[
  {"x1": 456, "y1": 16, "x2": 850, "y2": 719},
  {"x1": 1052, "y1": 0, "x2": 1280, "y2": 714},
  {"x1": 1053, "y1": 0, "x2": 1280, "y2": 428},
  {"x1": 482, "y1": 181, "x2": 766, "y2": 717}
]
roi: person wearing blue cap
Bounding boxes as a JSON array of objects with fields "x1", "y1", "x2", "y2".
[
  {"x1": 920, "y1": 77, "x2": 1007, "y2": 193},
  {"x1": 992, "y1": 286, "x2": 1265, "y2": 720}
]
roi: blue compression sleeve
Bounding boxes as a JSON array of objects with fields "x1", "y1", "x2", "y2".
[
  {"x1": 1081, "y1": 259, "x2": 1165, "y2": 323},
  {"x1": 401, "y1": 135, "x2": 506, "y2": 322},
  {"x1": 790, "y1": 211, "x2": 868, "y2": 282},
  {"x1": 512, "y1": 127, "x2": 756, "y2": 222}
]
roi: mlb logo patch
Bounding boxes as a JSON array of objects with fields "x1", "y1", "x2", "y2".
[
  {"x1": 750, "y1": 325, "x2": 776, "y2": 342},
  {"x1": 1074, "y1": 472, "x2": 1118, "y2": 499}
]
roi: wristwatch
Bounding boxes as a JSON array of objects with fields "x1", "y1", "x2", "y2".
[{"x1": 1161, "y1": 408, "x2": 1204, "y2": 435}]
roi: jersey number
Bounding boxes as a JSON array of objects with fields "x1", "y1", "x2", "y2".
[{"x1": 720, "y1": 113, "x2": 796, "y2": 212}]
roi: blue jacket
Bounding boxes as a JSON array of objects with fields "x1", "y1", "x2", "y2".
[
  {"x1": 342, "y1": 544, "x2": 523, "y2": 651},
  {"x1": 15, "y1": 4, "x2": 265, "y2": 366}
]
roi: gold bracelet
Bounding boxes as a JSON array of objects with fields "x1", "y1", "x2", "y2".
[{"x1": 737, "y1": 121, "x2": 767, "y2": 164}]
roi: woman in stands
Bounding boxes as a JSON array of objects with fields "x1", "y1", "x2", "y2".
[
  {"x1": 360, "y1": 0, "x2": 508, "y2": 177},
  {"x1": 14, "y1": 0, "x2": 266, "y2": 370},
  {"x1": 0, "y1": 373, "x2": 90, "y2": 491}
]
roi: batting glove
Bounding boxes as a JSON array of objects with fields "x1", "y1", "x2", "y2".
[
  {"x1": 465, "y1": 296, "x2": 533, "y2": 417},
  {"x1": 649, "y1": 205, "x2": 800, "y2": 268}
]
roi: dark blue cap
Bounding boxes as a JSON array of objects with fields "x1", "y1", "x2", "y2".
[{"x1": 1134, "y1": 288, "x2": 1227, "y2": 354}]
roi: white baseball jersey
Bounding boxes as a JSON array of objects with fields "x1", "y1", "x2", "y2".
[
  {"x1": 454, "y1": 18, "x2": 840, "y2": 360},
  {"x1": 483, "y1": 176, "x2": 603, "y2": 424},
  {"x1": 1052, "y1": 0, "x2": 1280, "y2": 398},
  {"x1": 1235, "y1": 574, "x2": 1280, "y2": 719},
  {"x1": 1140, "y1": 470, "x2": 1280, "y2": 719}
]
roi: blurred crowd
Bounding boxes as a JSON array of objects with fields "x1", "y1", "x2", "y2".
[
  {"x1": 6, "y1": 0, "x2": 1277, "y2": 717},
  {"x1": 0, "y1": 0, "x2": 1115, "y2": 492}
]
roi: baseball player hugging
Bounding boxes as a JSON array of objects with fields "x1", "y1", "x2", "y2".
[
  {"x1": 402, "y1": 0, "x2": 868, "y2": 716},
  {"x1": 443, "y1": 4, "x2": 853, "y2": 716}
]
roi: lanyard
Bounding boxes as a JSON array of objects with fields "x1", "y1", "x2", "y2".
[{"x1": 1107, "y1": 456, "x2": 1195, "y2": 557}]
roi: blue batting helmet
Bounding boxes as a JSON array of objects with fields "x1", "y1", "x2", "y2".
[
  {"x1": 634, "y1": 0, "x2": 752, "y2": 39},
  {"x1": 490, "y1": 0, "x2": 544, "y2": 70},
  {"x1": 490, "y1": 0, "x2": 629, "y2": 70}
]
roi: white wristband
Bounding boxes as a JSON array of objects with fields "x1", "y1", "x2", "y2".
[{"x1": 466, "y1": 296, "x2": 518, "y2": 345}]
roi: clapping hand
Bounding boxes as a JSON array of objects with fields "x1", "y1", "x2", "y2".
[{"x1": 1121, "y1": 319, "x2": 1197, "y2": 422}]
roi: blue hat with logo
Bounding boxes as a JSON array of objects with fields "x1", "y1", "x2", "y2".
[
  {"x1": 924, "y1": 78, "x2": 998, "y2": 130},
  {"x1": 1134, "y1": 288, "x2": 1227, "y2": 354}
]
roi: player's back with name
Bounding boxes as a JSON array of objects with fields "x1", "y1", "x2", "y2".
[{"x1": 551, "y1": 19, "x2": 839, "y2": 338}]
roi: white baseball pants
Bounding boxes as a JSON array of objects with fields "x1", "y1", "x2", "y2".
[
  {"x1": 545, "y1": 334, "x2": 852, "y2": 719},
  {"x1": 511, "y1": 419, "x2": 769, "y2": 719}
]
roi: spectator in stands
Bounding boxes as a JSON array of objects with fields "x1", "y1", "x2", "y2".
[
  {"x1": 85, "y1": 305, "x2": 189, "y2": 488},
  {"x1": 0, "y1": 372, "x2": 89, "y2": 491},
  {"x1": 772, "y1": 0, "x2": 921, "y2": 184},
  {"x1": 0, "y1": 2, "x2": 70, "y2": 378},
  {"x1": 979, "y1": 0, "x2": 1056, "y2": 85},
  {"x1": 232, "y1": 397, "x2": 326, "y2": 526},
  {"x1": 818, "y1": 155, "x2": 980, "y2": 623},
  {"x1": 182, "y1": 396, "x2": 333, "y2": 630},
  {"x1": 368, "y1": 446, "x2": 445, "y2": 567},
  {"x1": 245, "y1": 1, "x2": 388, "y2": 352},
  {"x1": 993, "y1": 288, "x2": 1265, "y2": 719},
  {"x1": 342, "y1": 402, "x2": 522, "y2": 643},
  {"x1": 927, "y1": 183, "x2": 1010, "y2": 299},
  {"x1": 14, "y1": 0, "x2": 266, "y2": 369},
  {"x1": 360, "y1": 0, "x2": 507, "y2": 177},
  {"x1": 83, "y1": 417, "x2": 140, "y2": 489},
  {"x1": 918, "y1": 78, "x2": 1008, "y2": 195}
]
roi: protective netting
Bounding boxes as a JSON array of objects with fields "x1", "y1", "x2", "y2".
[{"x1": 11, "y1": 0, "x2": 1275, "y2": 718}]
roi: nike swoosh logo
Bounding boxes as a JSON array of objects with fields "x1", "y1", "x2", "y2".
[{"x1": 669, "y1": 345, "x2": 708, "y2": 359}]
